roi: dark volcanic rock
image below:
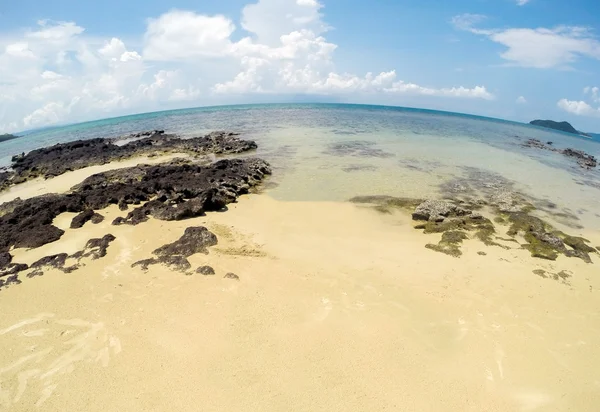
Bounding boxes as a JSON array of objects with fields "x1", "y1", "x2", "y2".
[
  {"x1": 79, "y1": 234, "x2": 116, "y2": 260},
  {"x1": 133, "y1": 256, "x2": 192, "y2": 272},
  {"x1": 0, "y1": 274, "x2": 22, "y2": 290},
  {"x1": 31, "y1": 253, "x2": 69, "y2": 270},
  {"x1": 0, "y1": 158, "x2": 270, "y2": 252},
  {"x1": 9, "y1": 130, "x2": 258, "y2": 182},
  {"x1": 523, "y1": 139, "x2": 597, "y2": 169},
  {"x1": 0, "y1": 263, "x2": 28, "y2": 278},
  {"x1": 0, "y1": 252, "x2": 12, "y2": 269},
  {"x1": 132, "y1": 227, "x2": 218, "y2": 273},
  {"x1": 196, "y1": 265, "x2": 216, "y2": 275},
  {"x1": 0, "y1": 171, "x2": 14, "y2": 192},
  {"x1": 70, "y1": 209, "x2": 105, "y2": 229},
  {"x1": 154, "y1": 227, "x2": 218, "y2": 257}
]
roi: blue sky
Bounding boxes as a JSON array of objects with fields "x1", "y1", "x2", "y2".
[{"x1": 1, "y1": 0, "x2": 600, "y2": 132}]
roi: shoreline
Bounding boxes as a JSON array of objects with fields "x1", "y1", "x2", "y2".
[{"x1": 1, "y1": 131, "x2": 600, "y2": 411}]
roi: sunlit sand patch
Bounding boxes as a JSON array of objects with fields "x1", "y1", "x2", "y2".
[{"x1": 0, "y1": 314, "x2": 120, "y2": 409}]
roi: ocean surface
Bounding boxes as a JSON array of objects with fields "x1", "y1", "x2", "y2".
[{"x1": 2, "y1": 103, "x2": 600, "y2": 229}]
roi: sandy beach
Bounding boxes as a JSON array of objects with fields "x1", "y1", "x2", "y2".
[{"x1": 1, "y1": 158, "x2": 600, "y2": 411}]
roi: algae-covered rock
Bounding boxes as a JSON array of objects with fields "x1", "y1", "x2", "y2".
[
  {"x1": 412, "y1": 199, "x2": 471, "y2": 222},
  {"x1": 425, "y1": 231, "x2": 469, "y2": 257},
  {"x1": 349, "y1": 196, "x2": 423, "y2": 214}
]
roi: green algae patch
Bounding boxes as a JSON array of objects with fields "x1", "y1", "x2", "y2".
[
  {"x1": 349, "y1": 196, "x2": 423, "y2": 215},
  {"x1": 425, "y1": 231, "x2": 468, "y2": 257},
  {"x1": 505, "y1": 212, "x2": 597, "y2": 262},
  {"x1": 555, "y1": 232, "x2": 597, "y2": 254},
  {"x1": 533, "y1": 268, "x2": 572, "y2": 285}
]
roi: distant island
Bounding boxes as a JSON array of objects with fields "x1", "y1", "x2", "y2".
[
  {"x1": 529, "y1": 120, "x2": 591, "y2": 137},
  {"x1": 0, "y1": 133, "x2": 20, "y2": 143}
]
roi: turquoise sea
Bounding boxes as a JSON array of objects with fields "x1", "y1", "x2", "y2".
[{"x1": 2, "y1": 103, "x2": 600, "y2": 229}]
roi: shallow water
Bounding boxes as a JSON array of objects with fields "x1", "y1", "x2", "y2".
[{"x1": 2, "y1": 104, "x2": 600, "y2": 229}]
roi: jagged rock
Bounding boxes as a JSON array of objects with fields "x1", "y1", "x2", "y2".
[
  {"x1": 154, "y1": 227, "x2": 218, "y2": 258},
  {"x1": 70, "y1": 210, "x2": 105, "y2": 229},
  {"x1": 133, "y1": 256, "x2": 192, "y2": 272},
  {"x1": 523, "y1": 139, "x2": 597, "y2": 169},
  {"x1": 412, "y1": 200, "x2": 470, "y2": 222},
  {"x1": 132, "y1": 227, "x2": 218, "y2": 273},
  {"x1": 9, "y1": 130, "x2": 258, "y2": 182},
  {"x1": 0, "y1": 252, "x2": 11, "y2": 269},
  {"x1": 196, "y1": 265, "x2": 216, "y2": 276},
  {"x1": 0, "y1": 158, "x2": 270, "y2": 252},
  {"x1": 79, "y1": 234, "x2": 116, "y2": 260},
  {"x1": 0, "y1": 263, "x2": 28, "y2": 278},
  {"x1": 31, "y1": 254, "x2": 68, "y2": 270},
  {"x1": 0, "y1": 274, "x2": 21, "y2": 290}
]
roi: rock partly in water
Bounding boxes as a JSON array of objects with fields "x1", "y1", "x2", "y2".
[
  {"x1": 412, "y1": 199, "x2": 471, "y2": 222},
  {"x1": 350, "y1": 196, "x2": 423, "y2": 215},
  {"x1": 506, "y1": 212, "x2": 596, "y2": 262},
  {"x1": 523, "y1": 139, "x2": 597, "y2": 170},
  {"x1": 9, "y1": 130, "x2": 258, "y2": 182},
  {"x1": 196, "y1": 265, "x2": 216, "y2": 276}
]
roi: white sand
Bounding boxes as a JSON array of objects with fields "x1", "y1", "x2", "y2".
[{"x1": 1, "y1": 190, "x2": 600, "y2": 411}]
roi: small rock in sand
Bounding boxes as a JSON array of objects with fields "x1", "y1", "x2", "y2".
[
  {"x1": 224, "y1": 272, "x2": 240, "y2": 280},
  {"x1": 196, "y1": 266, "x2": 216, "y2": 276}
]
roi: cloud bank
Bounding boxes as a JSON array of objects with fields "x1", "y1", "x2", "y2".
[{"x1": 0, "y1": 0, "x2": 493, "y2": 133}]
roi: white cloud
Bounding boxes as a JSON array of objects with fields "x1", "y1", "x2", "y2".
[
  {"x1": 0, "y1": 1, "x2": 495, "y2": 133},
  {"x1": 557, "y1": 99, "x2": 600, "y2": 117},
  {"x1": 583, "y1": 86, "x2": 600, "y2": 102},
  {"x1": 516, "y1": 0, "x2": 531, "y2": 5},
  {"x1": 452, "y1": 15, "x2": 600, "y2": 69},
  {"x1": 516, "y1": 96, "x2": 527, "y2": 104},
  {"x1": 558, "y1": 87, "x2": 600, "y2": 117},
  {"x1": 143, "y1": 11, "x2": 235, "y2": 60},
  {"x1": 241, "y1": 0, "x2": 328, "y2": 45}
]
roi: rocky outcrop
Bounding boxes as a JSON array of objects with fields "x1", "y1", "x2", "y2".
[
  {"x1": 133, "y1": 227, "x2": 218, "y2": 273},
  {"x1": 523, "y1": 139, "x2": 597, "y2": 169},
  {"x1": 7, "y1": 130, "x2": 258, "y2": 183},
  {"x1": 412, "y1": 200, "x2": 472, "y2": 222},
  {"x1": 1, "y1": 234, "x2": 116, "y2": 288},
  {"x1": 70, "y1": 210, "x2": 105, "y2": 229},
  {"x1": 0, "y1": 158, "x2": 271, "y2": 253}
]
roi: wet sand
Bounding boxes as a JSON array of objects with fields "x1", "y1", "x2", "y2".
[{"x1": 1, "y1": 171, "x2": 600, "y2": 411}]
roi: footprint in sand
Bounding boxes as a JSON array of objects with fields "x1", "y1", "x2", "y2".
[
  {"x1": 0, "y1": 314, "x2": 121, "y2": 409},
  {"x1": 314, "y1": 297, "x2": 333, "y2": 322}
]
